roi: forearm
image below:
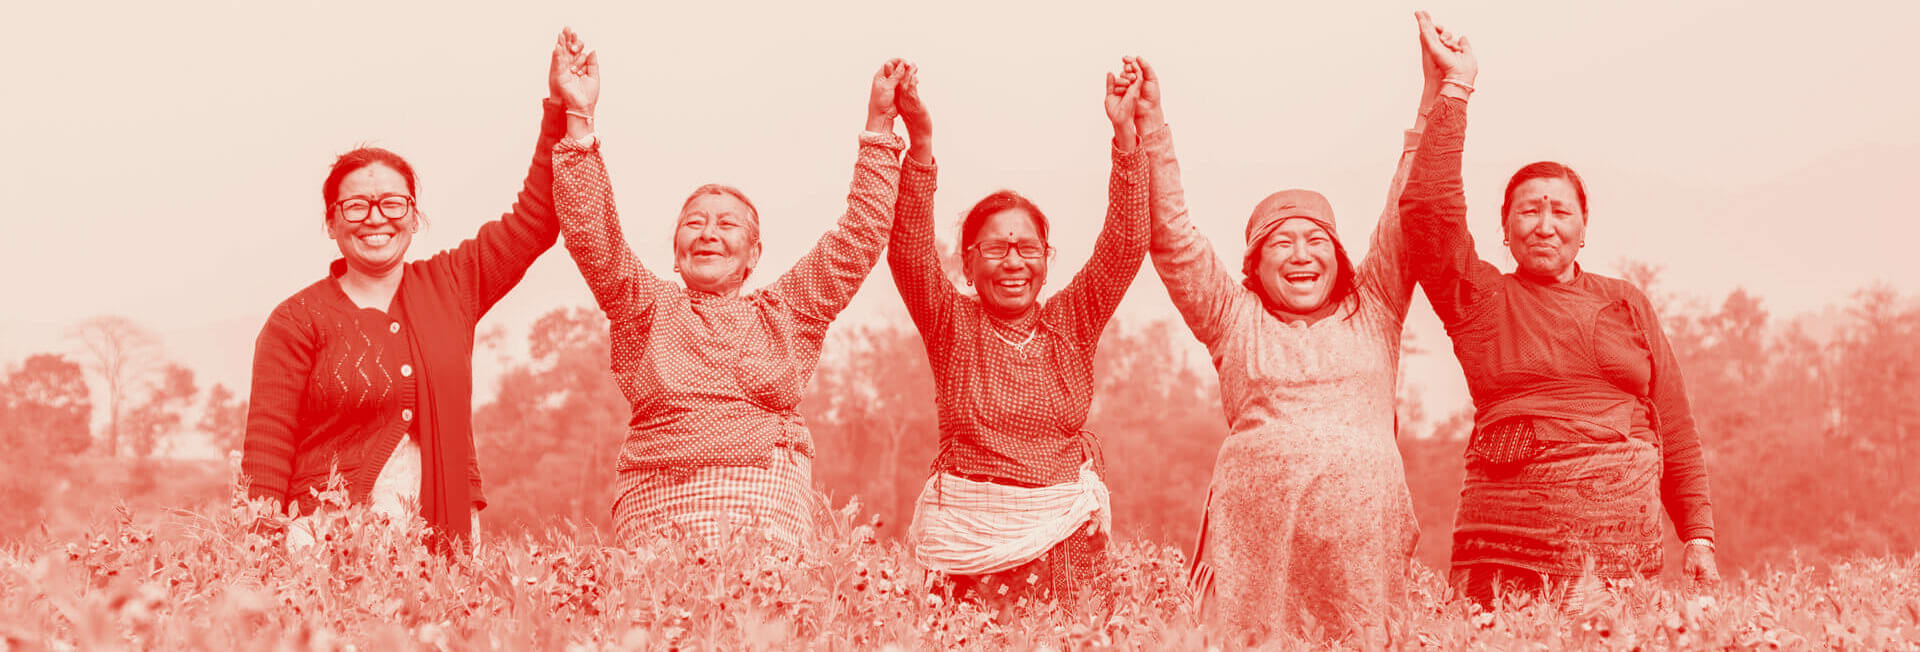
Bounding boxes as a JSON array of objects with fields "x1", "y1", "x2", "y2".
[
  {"x1": 1141, "y1": 125, "x2": 1237, "y2": 343},
  {"x1": 887, "y1": 154, "x2": 954, "y2": 326},
  {"x1": 457, "y1": 99, "x2": 570, "y2": 313},
  {"x1": 552, "y1": 139, "x2": 656, "y2": 321},
  {"x1": 775, "y1": 131, "x2": 906, "y2": 321}
]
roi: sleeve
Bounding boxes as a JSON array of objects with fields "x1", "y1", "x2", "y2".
[
  {"x1": 1641, "y1": 294, "x2": 1716, "y2": 541},
  {"x1": 1139, "y1": 124, "x2": 1245, "y2": 347},
  {"x1": 240, "y1": 303, "x2": 313, "y2": 508},
  {"x1": 1397, "y1": 96, "x2": 1504, "y2": 330},
  {"x1": 552, "y1": 136, "x2": 670, "y2": 327},
  {"x1": 1047, "y1": 142, "x2": 1150, "y2": 345},
  {"x1": 433, "y1": 99, "x2": 569, "y2": 319},
  {"x1": 768, "y1": 131, "x2": 907, "y2": 323},
  {"x1": 1353, "y1": 128, "x2": 1425, "y2": 321},
  {"x1": 886, "y1": 153, "x2": 961, "y2": 340}
]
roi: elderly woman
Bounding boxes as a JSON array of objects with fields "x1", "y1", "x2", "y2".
[
  {"x1": 1398, "y1": 14, "x2": 1720, "y2": 607},
  {"x1": 242, "y1": 30, "x2": 586, "y2": 551},
  {"x1": 549, "y1": 56, "x2": 911, "y2": 549},
  {"x1": 1132, "y1": 21, "x2": 1436, "y2": 640},
  {"x1": 891, "y1": 63, "x2": 1148, "y2": 610}
]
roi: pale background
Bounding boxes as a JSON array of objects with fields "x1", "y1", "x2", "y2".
[{"x1": 2, "y1": 0, "x2": 1915, "y2": 457}]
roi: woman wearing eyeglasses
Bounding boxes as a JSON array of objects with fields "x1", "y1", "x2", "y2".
[
  {"x1": 241, "y1": 30, "x2": 584, "y2": 552},
  {"x1": 890, "y1": 62, "x2": 1148, "y2": 610},
  {"x1": 549, "y1": 52, "x2": 911, "y2": 550}
]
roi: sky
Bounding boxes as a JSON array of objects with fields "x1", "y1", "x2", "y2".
[{"x1": 2, "y1": 0, "x2": 1916, "y2": 453}]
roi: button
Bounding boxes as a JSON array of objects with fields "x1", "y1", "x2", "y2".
[
  {"x1": 389, "y1": 322, "x2": 401, "y2": 334},
  {"x1": 400, "y1": 364, "x2": 413, "y2": 377},
  {"x1": 401, "y1": 409, "x2": 414, "y2": 421}
]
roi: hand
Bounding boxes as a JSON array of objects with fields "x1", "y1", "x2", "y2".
[
  {"x1": 1126, "y1": 56, "x2": 1163, "y2": 135},
  {"x1": 1415, "y1": 11, "x2": 1477, "y2": 87},
  {"x1": 1104, "y1": 58, "x2": 1143, "y2": 149},
  {"x1": 867, "y1": 58, "x2": 909, "y2": 133},
  {"x1": 1684, "y1": 543, "x2": 1722, "y2": 588},
  {"x1": 894, "y1": 62, "x2": 933, "y2": 162},
  {"x1": 550, "y1": 28, "x2": 599, "y2": 113}
]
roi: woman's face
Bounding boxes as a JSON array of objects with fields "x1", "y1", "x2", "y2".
[
  {"x1": 1504, "y1": 177, "x2": 1586, "y2": 282},
  {"x1": 963, "y1": 208, "x2": 1050, "y2": 318},
  {"x1": 1254, "y1": 218, "x2": 1339, "y2": 313},
  {"x1": 674, "y1": 193, "x2": 761, "y2": 295},
  {"x1": 327, "y1": 164, "x2": 415, "y2": 277}
]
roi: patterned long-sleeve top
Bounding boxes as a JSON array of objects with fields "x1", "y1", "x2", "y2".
[
  {"x1": 1398, "y1": 96, "x2": 1715, "y2": 541},
  {"x1": 888, "y1": 146, "x2": 1149, "y2": 487},
  {"x1": 553, "y1": 131, "x2": 905, "y2": 473},
  {"x1": 244, "y1": 99, "x2": 566, "y2": 529}
]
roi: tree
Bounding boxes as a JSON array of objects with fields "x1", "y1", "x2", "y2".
[
  {"x1": 2, "y1": 353, "x2": 93, "y2": 456},
  {"x1": 198, "y1": 383, "x2": 247, "y2": 455},
  {"x1": 68, "y1": 316, "x2": 159, "y2": 457},
  {"x1": 122, "y1": 363, "x2": 198, "y2": 459}
]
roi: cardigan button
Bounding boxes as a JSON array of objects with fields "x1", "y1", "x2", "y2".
[
  {"x1": 401, "y1": 408, "x2": 414, "y2": 421},
  {"x1": 389, "y1": 322, "x2": 401, "y2": 334},
  {"x1": 400, "y1": 364, "x2": 414, "y2": 377}
]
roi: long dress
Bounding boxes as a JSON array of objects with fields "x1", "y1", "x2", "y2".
[
  {"x1": 889, "y1": 145, "x2": 1148, "y2": 607},
  {"x1": 1396, "y1": 96, "x2": 1714, "y2": 599},
  {"x1": 549, "y1": 131, "x2": 906, "y2": 549},
  {"x1": 1139, "y1": 123, "x2": 1421, "y2": 639}
]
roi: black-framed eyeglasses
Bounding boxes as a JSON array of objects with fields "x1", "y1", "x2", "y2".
[
  {"x1": 967, "y1": 241, "x2": 1051, "y2": 260},
  {"x1": 333, "y1": 194, "x2": 415, "y2": 223}
]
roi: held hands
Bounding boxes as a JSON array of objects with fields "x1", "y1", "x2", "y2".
[
  {"x1": 894, "y1": 62, "x2": 933, "y2": 164},
  {"x1": 1124, "y1": 56, "x2": 1163, "y2": 137},
  {"x1": 1415, "y1": 11, "x2": 1476, "y2": 98},
  {"x1": 551, "y1": 28, "x2": 599, "y2": 140},
  {"x1": 1104, "y1": 58, "x2": 1144, "y2": 150},
  {"x1": 867, "y1": 59, "x2": 910, "y2": 134}
]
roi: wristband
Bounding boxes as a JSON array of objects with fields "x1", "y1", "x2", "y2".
[
  {"x1": 1684, "y1": 538, "x2": 1715, "y2": 550},
  {"x1": 1440, "y1": 78, "x2": 1476, "y2": 94},
  {"x1": 565, "y1": 109, "x2": 595, "y2": 126}
]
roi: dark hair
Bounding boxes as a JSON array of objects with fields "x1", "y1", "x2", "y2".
[
  {"x1": 1241, "y1": 232, "x2": 1359, "y2": 318},
  {"x1": 322, "y1": 147, "x2": 419, "y2": 223},
  {"x1": 1501, "y1": 161, "x2": 1588, "y2": 223},
  {"x1": 959, "y1": 190, "x2": 1051, "y2": 252}
]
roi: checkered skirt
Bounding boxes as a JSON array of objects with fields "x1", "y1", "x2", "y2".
[{"x1": 612, "y1": 448, "x2": 825, "y2": 550}]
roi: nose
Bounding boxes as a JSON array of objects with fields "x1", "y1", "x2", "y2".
[{"x1": 1286, "y1": 242, "x2": 1313, "y2": 265}]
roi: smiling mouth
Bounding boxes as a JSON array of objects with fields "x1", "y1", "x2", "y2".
[
  {"x1": 1282, "y1": 272, "x2": 1320, "y2": 290},
  {"x1": 358, "y1": 233, "x2": 395, "y2": 247},
  {"x1": 992, "y1": 279, "x2": 1030, "y2": 292}
]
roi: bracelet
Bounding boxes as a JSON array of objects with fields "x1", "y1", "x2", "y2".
[
  {"x1": 1684, "y1": 538, "x2": 1715, "y2": 550},
  {"x1": 565, "y1": 109, "x2": 595, "y2": 125},
  {"x1": 1440, "y1": 78, "x2": 1476, "y2": 93}
]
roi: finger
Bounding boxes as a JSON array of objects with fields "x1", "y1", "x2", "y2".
[
  {"x1": 584, "y1": 50, "x2": 599, "y2": 77},
  {"x1": 1137, "y1": 57, "x2": 1157, "y2": 82},
  {"x1": 1457, "y1": 35, "x2": 1474, "y2": 55}
]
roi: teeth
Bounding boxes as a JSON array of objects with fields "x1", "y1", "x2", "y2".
[
  {"x1": 996, "y1": 280, "x2": 1027, "y2": 288},
  {"x1": 361, "y1": 234, "x2": 391, "y2": 246}
]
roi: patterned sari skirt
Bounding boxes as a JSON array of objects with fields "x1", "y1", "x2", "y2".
[
  {"x1": 612, "y1": 447, "x2": 825, "y2": 550},
  {"x1": 1451, "y1": 416, "x2": 1664, "y2": 585}
]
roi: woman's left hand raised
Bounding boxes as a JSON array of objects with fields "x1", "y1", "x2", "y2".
[
  {"x1": 867, "y1": 58, "x2": 909, "y2": 134},
  {"x1": 1104, "y1": 58, "x2": 1143, "y2": 150},
  {"x1": 550, "y1": 27, "x2": 599, "y2": 139}
]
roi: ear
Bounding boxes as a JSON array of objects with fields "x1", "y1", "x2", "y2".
[{"x1": 745, "y1": 240, "x2": 763, "y2": 273}]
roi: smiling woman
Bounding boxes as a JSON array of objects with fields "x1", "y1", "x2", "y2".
[
  {"x1": 240, "y1": 30, "x2": 579, "y2": 553},
  {"x1": 548, "y1": 48, "x2": 912, "y2": 551},
  {"x1": 888, "y1": 60, "x2": 1148, "y2": 613}
]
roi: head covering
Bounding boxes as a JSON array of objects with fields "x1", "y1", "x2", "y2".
[{"x1": 1244, "y1": 189, "x2": 1339, "y2": 248}]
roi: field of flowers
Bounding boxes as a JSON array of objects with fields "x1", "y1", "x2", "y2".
[{"x1": 3, "y1": 475, "x2": 1917, "y2": 652}]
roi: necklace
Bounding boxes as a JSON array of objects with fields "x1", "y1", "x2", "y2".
[{"x1": 989, "y1": 322, "x2": 1037, "y2": 353}]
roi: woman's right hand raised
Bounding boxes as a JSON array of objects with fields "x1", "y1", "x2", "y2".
[
  {"x1": 895, "y1": 62, "x2": 933, "y2": 164},
  {"x1": 1104, "y1": 58, "x2": 1143, "y2": 150},
  {"x1": 1126, "y1": 56, "x2": 1163, "y2": 136},
  {"x1": 1415, "y1": 11, "x2": 1476, "y2": 90},
  {"x1": 551, "y1": 28, "x2": 600, "y2": 139},
  {"x1": 867, "y1": 59, "x2": 909, "y2": 134}
]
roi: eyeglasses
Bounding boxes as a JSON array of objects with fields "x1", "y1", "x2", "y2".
[
  {"x1": 968, "y1": 241, "x2": 1051, "y2": 260},
  {"x1": 333, "y1": 194, "x2": 415, "y2": 223}
]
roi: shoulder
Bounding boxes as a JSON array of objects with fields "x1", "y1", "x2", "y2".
[{"x1": 1584, "y1": 271, "x2": 1654, "y2": 305}]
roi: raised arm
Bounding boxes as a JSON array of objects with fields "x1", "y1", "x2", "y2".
[
  {"x1": 1354, "y1": 19, "x2": 1454, "y2": 321},
  {"x1": 547, "y1": 30, "x2": 668, "y2": 326},
  {"x1": 886, "y1": 64, "x2": 961, "y2": 336},
  {"x1": 1130, "y1": 58, "x2": 1247, "y2": 347},
  {"x1": 1399, "y1": 12, "x2": 1500, "y2": 329},
  {"x1": 434, "y1": 31, "x2": 598, "y2": 319},
  {"x1": 770, "y1": 60, "x2": 909, "y2": 323},
  {"x1": 240, "y1": 303, "x2": 313, "y2": 509},
  {"x1": 1048, "y1": 59, "x2": 1149, "y2": 344}
]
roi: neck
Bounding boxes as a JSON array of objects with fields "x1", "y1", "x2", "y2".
[
  {"x1": 340, "y1": 263, "x2": 403, "y2": 289},
  {"x1": 1519, "y1": 262, "x2": 1580, "y2": 285}
]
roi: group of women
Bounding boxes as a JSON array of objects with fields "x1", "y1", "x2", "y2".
[{"x1": 241, "y1": 11, "x2": 1719, "y2": 643}]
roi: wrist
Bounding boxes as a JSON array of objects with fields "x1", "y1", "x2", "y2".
[
  {"x1": 1684, "y1": 538, "x2": 1715, "y2": 551},
  {"x1": 1112, "y1": 122, "x2": 1139, "y2": 152},
  {"x1": 865, "y1": 114, "x2": 895, "y2": 134}
]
